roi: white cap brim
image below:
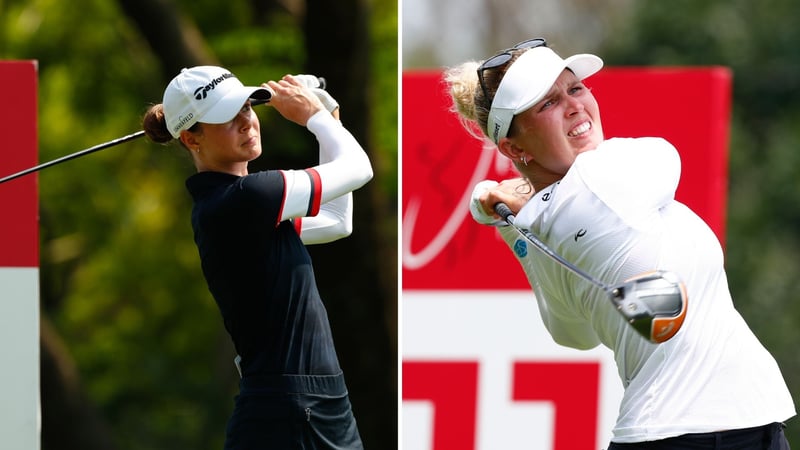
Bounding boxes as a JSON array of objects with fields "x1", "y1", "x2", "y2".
[
  {"x1": 487, "y1": 47, "x2": 603, "y2": 144},
  {"x1": 201, "y1": 86, "x2": 272, "y2": 124}
]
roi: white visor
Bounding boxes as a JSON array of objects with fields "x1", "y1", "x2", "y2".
[{"x1": 486, "y1": 46, "x2": 603, "y2": 144}]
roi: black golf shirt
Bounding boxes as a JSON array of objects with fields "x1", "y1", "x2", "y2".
[{"x1": 185, "y1": 170, "x2": 341, "y2": 377}]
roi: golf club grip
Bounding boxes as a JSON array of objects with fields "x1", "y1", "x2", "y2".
[
  {"x1": 294, "y1": 75, "x2": 327, "y2": 90},
  {"x1": 494, "y1": 202, "x2": 516, "y2": 224},
  {"x1": 251, "y1": 76, "x2": 327, "y2": 106}
]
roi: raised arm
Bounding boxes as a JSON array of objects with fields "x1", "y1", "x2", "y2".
[{"x1": 265, "y1": 75, "x2": 373, "y2": 243}]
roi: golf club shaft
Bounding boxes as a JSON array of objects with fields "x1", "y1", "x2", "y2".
[
  {"x1": 494, "y1": 202, "x2": 608, "y2": 291},
  {"x1": 0, "y1": 75, "x2": 328, "y2": 186},
  {"x1": 0, "y1": 130, "x2": 146, "y2": 185}
]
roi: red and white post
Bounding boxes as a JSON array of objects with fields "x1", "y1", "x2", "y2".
[{"x1": 0, "y1": 61, "x2": 41, "y2": 450}]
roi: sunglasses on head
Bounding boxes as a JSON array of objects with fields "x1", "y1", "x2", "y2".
[{"x1": 477, "y1": 38, "x2": 548, "y2": 101}]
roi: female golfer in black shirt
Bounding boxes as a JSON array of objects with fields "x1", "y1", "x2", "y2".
[{"x1": 142, "y1": 66, "x2": 372, "y2": 449}]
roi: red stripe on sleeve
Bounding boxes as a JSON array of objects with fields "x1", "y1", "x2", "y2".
[
  {"x1": 293, "y1": 218, "x2": 303, "y2": 235},
  {"x1": 305, "y1": 168, "x2": 322, "y2": 216}
]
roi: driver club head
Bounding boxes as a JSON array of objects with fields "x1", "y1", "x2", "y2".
[{"x1": 609, "y1": 270, "x2": 688, "y2": 344}]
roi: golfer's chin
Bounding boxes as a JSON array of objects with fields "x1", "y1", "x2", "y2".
[
  {"x1": 575, "y1": 134, "x2": 604, "y2": 155},
  {"x1": 244, "y1": 145, "x2": 263, "y2": 161}
]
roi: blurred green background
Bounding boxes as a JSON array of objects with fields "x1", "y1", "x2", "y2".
[
  {"x1": 1, "y1": 0, "x2": 397, "y2": 449},
  {"x1": 403, "y1": 0, "x2": 800, "y2": 446}
]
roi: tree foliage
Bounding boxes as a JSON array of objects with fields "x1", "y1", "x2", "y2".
[{"x1": 1, "y1": 0, "x2": 397, "y2": 448}]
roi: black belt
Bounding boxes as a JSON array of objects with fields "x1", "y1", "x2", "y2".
[{"x1": 239, "y1": 372, "x2": 347, "y2": 395}]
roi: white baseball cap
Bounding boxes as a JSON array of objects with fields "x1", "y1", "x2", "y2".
[
  {"x1": 487, "y1": 46, "x2": 603, "y2": 144},
  {"x1": 163, "y1": 66, "x2": 272, "y2": 139}
]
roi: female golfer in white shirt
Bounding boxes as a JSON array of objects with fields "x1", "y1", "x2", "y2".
[{"x1": 446, "y1": 38, "x2": 795, "y2": 449}]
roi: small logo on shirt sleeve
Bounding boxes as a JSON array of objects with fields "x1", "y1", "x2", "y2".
[{"x1": 513, "y1": 239, "x2": 528, "y2": 258}]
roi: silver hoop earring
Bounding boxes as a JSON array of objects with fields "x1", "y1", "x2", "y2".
[{"x1": 521, "y1": 156, "x2": 528, "y2": 166}]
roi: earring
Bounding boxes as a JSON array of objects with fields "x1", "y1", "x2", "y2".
[{"x1": 521, "y1": 156, "x2": 528, "y2": 166}]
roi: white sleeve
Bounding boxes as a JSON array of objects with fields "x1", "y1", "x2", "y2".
[
  {"x1": 296, "y1": 194, "x2": 352, "y2": 245},
  {"x1": 306, "y1": 110, "x2": 373, "y2": 204},
  {"x1": 278, "y1": 110, "x2": 372, "y2": 221},
  {"x1": 576, "y1": 137, "x2": 680, "y2": 225},
  {"x1": 277, "y1": 111, "x2": 371, "y2": 243},
  {"x1": 472, "y1": 181, "x2": 590, "y2": 343},
  {"x1": 496, "y1": 223, "x2": 601, "y2": 350},
  {"x1": 296, "y1": 115, "x2": 353, "y2": 244}
]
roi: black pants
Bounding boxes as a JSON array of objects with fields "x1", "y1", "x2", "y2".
[
  {"x1": 223, "y1": 373, "x2": 363, "y2": 450},
  {"x1": 608, "y1": 423, "x2": 789, "y2": 450}
]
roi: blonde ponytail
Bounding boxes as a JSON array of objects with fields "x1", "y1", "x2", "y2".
[{"x1": 444, "y1": 61, "x2": 491, "y2": 140}]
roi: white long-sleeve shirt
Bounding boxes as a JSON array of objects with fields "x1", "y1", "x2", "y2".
[{"x1": 474, "y1": 137, "x2": 795, "y2": 442}]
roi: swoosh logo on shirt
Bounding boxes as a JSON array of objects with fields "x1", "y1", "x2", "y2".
[{"x1": 541, "y1": 182, "x2": 559, "y2": 202}]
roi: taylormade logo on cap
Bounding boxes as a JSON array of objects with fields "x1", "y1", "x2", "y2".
[
  {"x1": 192, "y1": 72, "x2": 236, "y2": 100},
  {"x1": 162, "y1": 66, "x2": 271, "y2": 139}
]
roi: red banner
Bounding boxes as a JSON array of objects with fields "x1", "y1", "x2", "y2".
[{"x1": 401, "y1": 67, "x2": 731, "y2": 290}]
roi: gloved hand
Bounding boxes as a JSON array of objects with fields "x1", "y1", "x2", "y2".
[
  {"x1": 293, "y1": 74, "x2": 326, "y2": 89},
  {"x1": 470, "y1": 180, "x2": 507, "y2": 226},
  {"x1": 292, "y1": 74, "x2": 339, "y2": 113},
  {"x1": 311, "y1": 87, "x2": 339, "y2": 113}
]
